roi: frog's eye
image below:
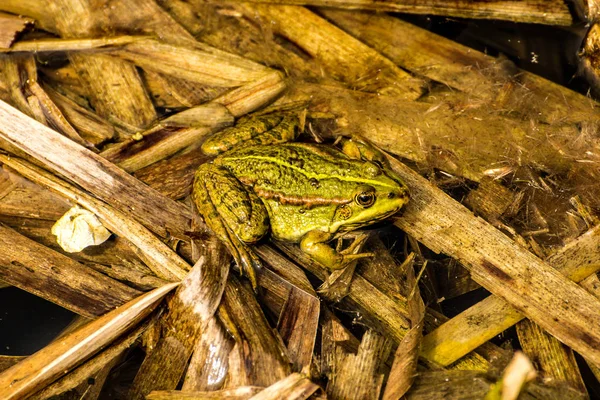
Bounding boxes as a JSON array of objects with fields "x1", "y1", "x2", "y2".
[{"x1": 355, "y1": 191, "x2": 375, "y2": 207}]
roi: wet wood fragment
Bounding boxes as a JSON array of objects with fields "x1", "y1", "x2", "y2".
[
  {"x1": 0, "y1": 283, "x2": 178, "y2": 400},
  {"x1": 182, "y1": 317, "x2": 233, "y2": 391},
  {"x1": 221, "y1": 276, "x2": 291, "y2": 387},
  {"x1": 255, "y1": 245, "x2": 320, "y2": 372},
  {"x1": 0, "y1": 223, "x2": 140, "y2": 317}
]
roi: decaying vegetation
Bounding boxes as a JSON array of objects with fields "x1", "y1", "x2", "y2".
[{"x1": 1, "y1": 0, "x2": 600, "y2": 399}]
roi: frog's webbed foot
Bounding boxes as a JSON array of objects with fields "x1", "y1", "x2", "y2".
[
  {"x1": 201, "y1": 112, "x2": 302, "y2": 156},
  {"x1": 335, "y1": 232, "x2": 373, "y2": 257},
  {"x1": 193, "y1": 163, "x2": 269, "y2": 289},
  {"x1": 300, "y1": 230, "x2": 374, "y2": 271}
]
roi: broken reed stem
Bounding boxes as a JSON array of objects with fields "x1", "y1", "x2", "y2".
[{"x1": 0, "y1": 35, "x2": 148, "y2": 53}]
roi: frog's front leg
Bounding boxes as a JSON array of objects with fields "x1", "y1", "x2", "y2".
[
  {"x1": 300, "y1": 230, "x2": 374, "y2": 269},
  {"x1": 193, "y1": 163, "x2": 269, "y2": 288}
]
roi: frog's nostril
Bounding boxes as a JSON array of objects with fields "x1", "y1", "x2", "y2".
[{"x1": 388, "y1": 192, "x2": 396, "y2": 199}]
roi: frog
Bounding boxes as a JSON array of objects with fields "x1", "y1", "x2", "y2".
[{"x1": 193, "y1": 112, "x2": 409, "y2": 288}]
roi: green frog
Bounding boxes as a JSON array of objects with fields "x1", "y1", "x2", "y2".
[{"x1": 193, "y1": 112, "x2": 409, "y2": 287}]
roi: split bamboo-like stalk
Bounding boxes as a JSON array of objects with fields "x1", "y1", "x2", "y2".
[
  {"x1": 516, "y1": 319, "x2": 588, "y2": 395},
  {"x1": 128, "y1": 240, "x2": 229, "y2": 399},
  {"x1": 221, "y1": 276, "x2": 291, "y2": 386},
  {"x1": 327, "y1": 329, "x2": 391, "y2": 399}
]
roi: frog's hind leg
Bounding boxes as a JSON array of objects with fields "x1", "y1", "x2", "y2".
[
  {"x1": 193, "y1": 163, "x2": 269, "y2": 288},
  {"x1": 201, "y1": 112, "x2": 301, "y2": 155}
]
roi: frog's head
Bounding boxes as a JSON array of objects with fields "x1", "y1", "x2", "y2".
[{"x1": 330, "y1": 163, "x2": 409, "y2": 233}]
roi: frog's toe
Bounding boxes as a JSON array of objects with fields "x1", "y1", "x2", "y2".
[{"x1": 228, "y1": 233, "x2": 261, "y2": 290}]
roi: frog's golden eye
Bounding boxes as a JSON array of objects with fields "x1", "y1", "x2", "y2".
[{"x1": 355, "y1": 191, "x2": 375, "y2": 207}]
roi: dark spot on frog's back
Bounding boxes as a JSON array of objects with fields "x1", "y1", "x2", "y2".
[
  {"x1": 309, "y1": 178, "x2": 320, "y2": 188},
  {"x1": 288, "y1": 158, "x2": 304, "y2": 168},
  {"x1": 480, "y1": 259, "x2": 513, "y2": 283}
]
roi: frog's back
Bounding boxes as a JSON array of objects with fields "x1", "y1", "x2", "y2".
[{"x1": 216, "y1": 143, "x2": 367, "y2": 207}]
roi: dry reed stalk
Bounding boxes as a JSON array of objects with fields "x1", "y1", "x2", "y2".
[
  {"x1": 232, "y1": 0, "x2": 572, "y2": 25},
  {"x1": 233, "y1": 3, "x2": 425, "y2": 99},
  {"x1": 0, "y1": 35, "x2": 147, "y2": 53},
  {"x1": 29, "y1": 323, "x2": 147, "y2": 399},
  {"x1": 0, "y1": 12, "x2": 33, "y2": 48},
  {"x1": 516, "y1": 319, "x2": 588, "y2": 396},
  {"x1": 386, "y1": 152, "x2": 600, "y2": 365},
  {"x1": 0, "y1": 155, "x2": 190, "y2": 281},
  {"x1": 113, "y1": 39, "x2": 272, "y2": 87},
  {"x1": 0, "y1": 283, "x2": 179, "y2": 400},
  {"x1": 0, "y1": 223, "x2": 140, "y2": 317},
  {"x1": 327, "y1": 329, "x2": 391, "y2": 399},
  {"x1": 420, "y1": 225, "x2": 600, "y2": 366},
  {"x1": 128, "y1": 239, "x2": 229, "y2": 399},
  {"x1": 147, "y1": 386, "x2": 263, "y2": 399},
  {"x1": 0, "y1": 100, "x2": 191, "y2": 239},
  {"x1": 248, "y1": 373, "x2": 321, "y2": 399}
]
